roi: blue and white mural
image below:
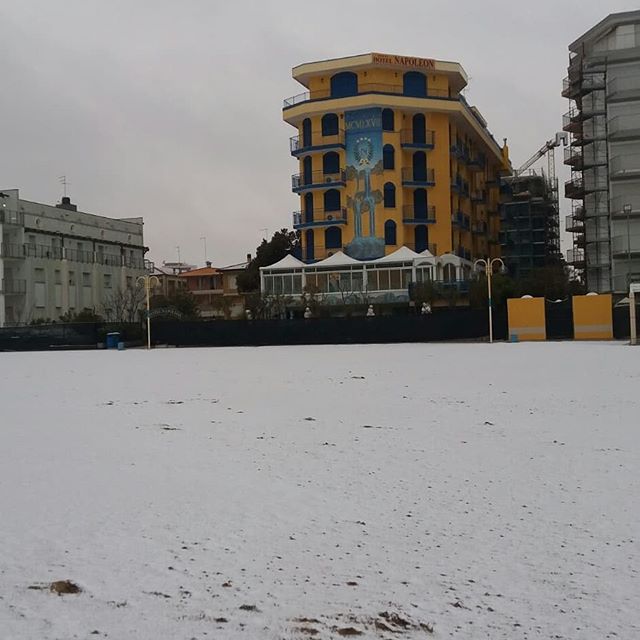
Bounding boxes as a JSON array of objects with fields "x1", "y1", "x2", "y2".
[{"x1": 344, "y1": 108, "x2": 385, "y2": 260}]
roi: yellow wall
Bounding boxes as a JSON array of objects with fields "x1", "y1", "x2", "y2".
[
  {"x1": 572, "y1": 294, "x2": 613, "y2": 340},
  {"x1": 287, "y1": 62, "x2": 508, "y2": 262},
  {"x1": 507, "y1": 297, "x2": 546, "y2": 341}
]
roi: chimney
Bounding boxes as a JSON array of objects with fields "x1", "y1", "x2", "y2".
[
  {"x1": 56, "y1": 196, "x2": 77, "y2": 212},
  {"x1": 246, "y1": 253, "x2": 252, "y2": 263},
  {"x1": 206, "y1": 260, "x2": 212, "y2": 268}
]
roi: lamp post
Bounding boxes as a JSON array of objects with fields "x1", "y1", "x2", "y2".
[
  {"x1": 137, "y1": 274, "x2": 159, "y2": 350},
  {"x1": 623, "y1": 203, "x2": 632, "y2": 286},
  {"x1": 474, "y1": 257, "x2": 505, "y2": 344}
]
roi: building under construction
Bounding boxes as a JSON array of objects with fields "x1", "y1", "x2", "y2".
[{"x1": 499, "y1": 136, "x2": 564, "y2": 279}]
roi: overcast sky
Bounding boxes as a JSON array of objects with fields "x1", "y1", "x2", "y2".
[{"x1": 1, "y1": 1, "x2": 636, "y2": 267}]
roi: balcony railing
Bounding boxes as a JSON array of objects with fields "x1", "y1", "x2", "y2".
[
  {"x1": 290, "y1": 130, "x2": 345, "y2": 155},
  {"x1": 451, "y1": 212, "x2": 471, "y2": 230},
  {"x1": 470, "y1": 189, "x2": 486, "y2": 203},
  {"x1": 565, "y1": 214, "x2": 584, "y2": 232},
  {"x1": 399, "y1": 129, "x2": 435, "y2": 148},
  {"x1": 0, "y1": 243, "x2": 26, "y2": 259},
  {"x1": 0, "y1": 210, "x2": 24, "y2": 226},
  {"x1": 401, "y1": 167, "x2": 435, "y2": 186},
  {"x1": 562, "y1": 73, "x2": 605, "y2": 98},
  {"x1": 23, "y1": 244, "x2": 64, "y2": 260},
  {"x1": 97, "y1": 253, "x2": 123, "y2": 267},
  {"x1": 402, "y1": 204, "x2": 436, "y2": 223},
  {"x1": 0, "y1": 278, "x2": 27, "y2": 294},
  {"x1": 283, "y1": 84, "x2": 451, "y2": 108},
  {"x1": 467, "y1": 153, "x2": 486, "y2": 171},
  {"x1": 562, "y1": 108, "x2": 583, "y2": 132},
  {"x1": 64, "y1": 248, "x2": 95, "y2": 263},
  {"x1": 292, "y1": 169, "x2": 346, "y2": 192},
  {"x1": 292, "y1": 207, "x2": 348, "y2": 228}
]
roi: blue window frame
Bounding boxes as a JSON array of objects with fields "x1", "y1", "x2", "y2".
[
  {"x1": 323, "y1": 151, "x2": 340, "y2": 175},
  {"x1": 302, "y1": 118, "x2": 312, "y2": 147},
  {"x1": 304, "y1": 193, "x2": 314, "y2": 223},
  {"x1": 324, "y1": 189, "x2": 341, "y2": 212},
  {"x1": 414, "y1": 225, "x2": 429, "y2": 253},
  {"x1": 384, "y1": 220, "x2": 397, "y2": 245},
  {"x1": 330, "y1": 72, "x2": 358, "y2": 98},
  {"x1": 303, "y1": 156, "x2": 313, "y2": 185},
  {"x1": 383, "y1": 144, "x2": 395, "y2": 170},
  {"x1": 413, "y1": 188, "x2": 427, "y2": 218},
  {"x1": 412, "y1": 113, "x2": 426, "y2": 144},
  {"x1": 383, "y1": 182, "x2": 396, "y2": 208},
  {"x1": 322, "y1": 113, "x2": 339, "y2": 136},
  {"x1": 305, "y1": 229, "x2": 315, "y2": 261},
  {"x1": 325, "y1": 226, "x2": 342, "y2": 249},
  {"x1": 403, "y1": 72, "x2": 427, "y2": 98},
  {"x1": 412, "y1": 151, "x2": 427, "y2": 181},
  {"x1": 382, "y1": 108, "x2": 394, "y2": 131}
]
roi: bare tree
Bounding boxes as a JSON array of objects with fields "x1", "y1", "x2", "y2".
[{"x1": 102, "y1": 285, "x2": 146, "y2": 323}]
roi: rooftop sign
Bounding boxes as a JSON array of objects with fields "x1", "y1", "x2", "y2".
[{"x1": 372, "y1": 53, "x2": 436, "y2": 70}]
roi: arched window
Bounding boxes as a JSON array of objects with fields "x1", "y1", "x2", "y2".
[
  {"x1": 324, "y1": 189, "x2": 341, "y2": 212},
  {"x1": 305, "y1": 229, "x2": 315, "y2": 261},
  {"x1": 414, "y1": 225, "x2": 429, "y2": 253},
  {"x1": 382, "y1": 108, "x2": 394, "y2": 131},
  {"x1": 383, "y1": 144, "x2": 395, "y2": 170},
  {"x1": 322, "y1": 113, "x2": 339, "y2": 136},
  {"x1": 325, "y1": 226, "x2": 342, "y2": 249},
  {"x1": 403, "y1": 71, "x2": 427, "y2": 98},
  {"x1": 383, "y1": 182, "x2": 396, "y2": 208},
  {"x1": 330, "y1": 72, "x2": 358, "y2": 98},
  {"x1": 412, "y1": 151, "x2": 427, "y2": 181},
  {"x1": 412, "y1": 113, "x2": 426, "y2": 144},
  {"x1": 413, "y1": 188, "x2": 427, "y2": 218},
  {"x1": 323, "y1": 151, "x2": 340, "y2": 175},
  {"x1": 303, "y1": 156, "x2": 313, "y2": 185},
  {"x1": 304, "y1": 193, "x2": 314, "y2": 224},
  {"x1": 384, "y1": 220, "x2": 397, "y2": 246},
  {"x1": 302, "y1": 118, "x2": 312, "y2": 147}
]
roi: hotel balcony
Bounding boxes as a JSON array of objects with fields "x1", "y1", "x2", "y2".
[
  {"x1": 0, "y1": 210, "x2": 24, "y2": 226},
  {"x1": 399, "y1": 128, "x2": 435, "y2": 149},
  {"x1": 401, "y1": 167, "x2": 435, "y2": 187},
  {"x1": 402, "y1": 204, "x2": 436, "y2": 224},
  {"x1": 291, "y1": 169, "x2": 346, "y2": 193},
  {"x1": 292, "y1": 207, "x2": 348, "y2": 229},
  {"x1": 451, "y1": 212, "x2": 471, "y2": 230},
  {"x1": 0, "y1": 278, "x2": 26, "y2": 295},
  {"x1": 283, "y1": 84, "x2": 451, "y2": 109},
  {"x1": 561, "y1": 73, "x2": 605, "y2": 99},
  {"x1": 565, "y1": 214, "x2": 584, "y2": 233},
  {"x1": 289, "y1": 130, "x2": 345, "y2": 157},
  {"x1": 562, "y1": 108, "x2": 584, "y2": 133},
  {"x1": 467, "y1": 153, "x2": 486, "y2": 172},
  {"x1": 470, "y1": 189, "x2": 486, "y2": 203},
  {"x1": 0, "y1": 243, "x2": 26, "y2": 259},
  {"x1": 564, "y1": 177, "x2": 584, "y2": 199}
]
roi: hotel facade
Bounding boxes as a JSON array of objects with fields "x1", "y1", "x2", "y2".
[{"x1": 283, "y1": 53, "x2": 510, "y2": 264}]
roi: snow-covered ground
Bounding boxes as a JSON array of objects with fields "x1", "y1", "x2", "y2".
[{"x1": 0, "y1": 342, "x2": 638, "y2": 639}]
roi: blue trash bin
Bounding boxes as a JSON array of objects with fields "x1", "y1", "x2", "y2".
[{"x1": 106, "y1": 332, "x2": 120, "y2": 349}]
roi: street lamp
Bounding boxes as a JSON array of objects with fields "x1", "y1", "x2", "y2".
[
  {"x1": 137, "y1": 274, "x2": 159, "y2": 350},
  {"x1": 623, "y1": 203, "x2": 632, "y2": 286},
  {"x1": 474, "y1": 257, "x2": 506, "y2": 344}
]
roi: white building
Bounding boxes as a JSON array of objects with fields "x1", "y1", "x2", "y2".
[{"x1": 0, "y1": 189, "x2": 147, "y2": 326}]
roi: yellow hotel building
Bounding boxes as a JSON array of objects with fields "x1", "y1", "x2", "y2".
[{"x1": 283, "y1": 52, "x2": 511, "y2": 263}]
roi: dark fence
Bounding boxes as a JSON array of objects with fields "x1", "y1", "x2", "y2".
[
  {"x1": 0, "y1": 323, "x2": 143, "y2": 352},
  {"x1": 152, "y1": 308, "x2": 507, "y2": 348},
  {"x1": 613, "y1": 304, "x2": 639, "y2": 339}
]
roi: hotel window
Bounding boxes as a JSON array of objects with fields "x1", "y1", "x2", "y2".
[
  {"x1": 104, "y1": 273, "x2": 112, "y2": 289},
  {"x1": 330, "y1": 72, "x2": 358, "y2": 98},
  {"x1": 323, "y1": 151, "x2": 340, "y2": 175},
  {"x1": 382, "y1": 109, "x2": 394, "y2": 131},
  {"x1": 324, "y1": 189, "x2": 341, "y2": 212},
  {"x1": 384, "y1": 220, "x2": 397, "y2": 245},
  {"x1": 383, "y1": 144, "x2": 395, "y2": 170},
  {"x1": 321, "y1": 113, "x2": 338, "y2": 136},
  {"x1": 82, "y1": 272, "x2": 91, "y2": 287},
  {"x1": 403, "y1": 71, "x2": 427, "y2": 98},
  {"x1": 325, "y1": 226, "x2": 342, "y2": 250},
  {"x1": 383, "y1": 182, "x2": 396, "y2": 208}
]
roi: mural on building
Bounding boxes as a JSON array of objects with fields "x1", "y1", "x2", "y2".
[{"x1": 344, "y1": 108, "x2": 385, "y2": 260}]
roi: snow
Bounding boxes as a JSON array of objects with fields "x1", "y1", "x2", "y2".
[{"x1": 0, "y1": 342, "x2": 638, "y2": 639}]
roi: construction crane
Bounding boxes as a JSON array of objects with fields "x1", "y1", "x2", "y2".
[{"x1": 514, "y1": 132, "x2": 568, "y2": 179}]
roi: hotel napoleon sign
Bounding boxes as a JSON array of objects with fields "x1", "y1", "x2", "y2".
[{"x1": 371, "y1": 53, "x2": 436, "y2": 70}]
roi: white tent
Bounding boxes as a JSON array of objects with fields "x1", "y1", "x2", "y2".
[
  {"x1": 312, "y1": 251, "x2": 362, "y2": 268},
  {"x1": 371, "y1": 246, "x2": 421, "y2": 264},
  {"x1": 260, "y1": 253, "x2": 305, "y2": 271}
]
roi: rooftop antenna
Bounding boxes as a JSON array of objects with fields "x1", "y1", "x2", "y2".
[
  {"x1": 58, "y1": 175, "x2": 70, "y2": 198},
  {"x1": 176, "y1": 245, "x2": 181, "y2": 264}
]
